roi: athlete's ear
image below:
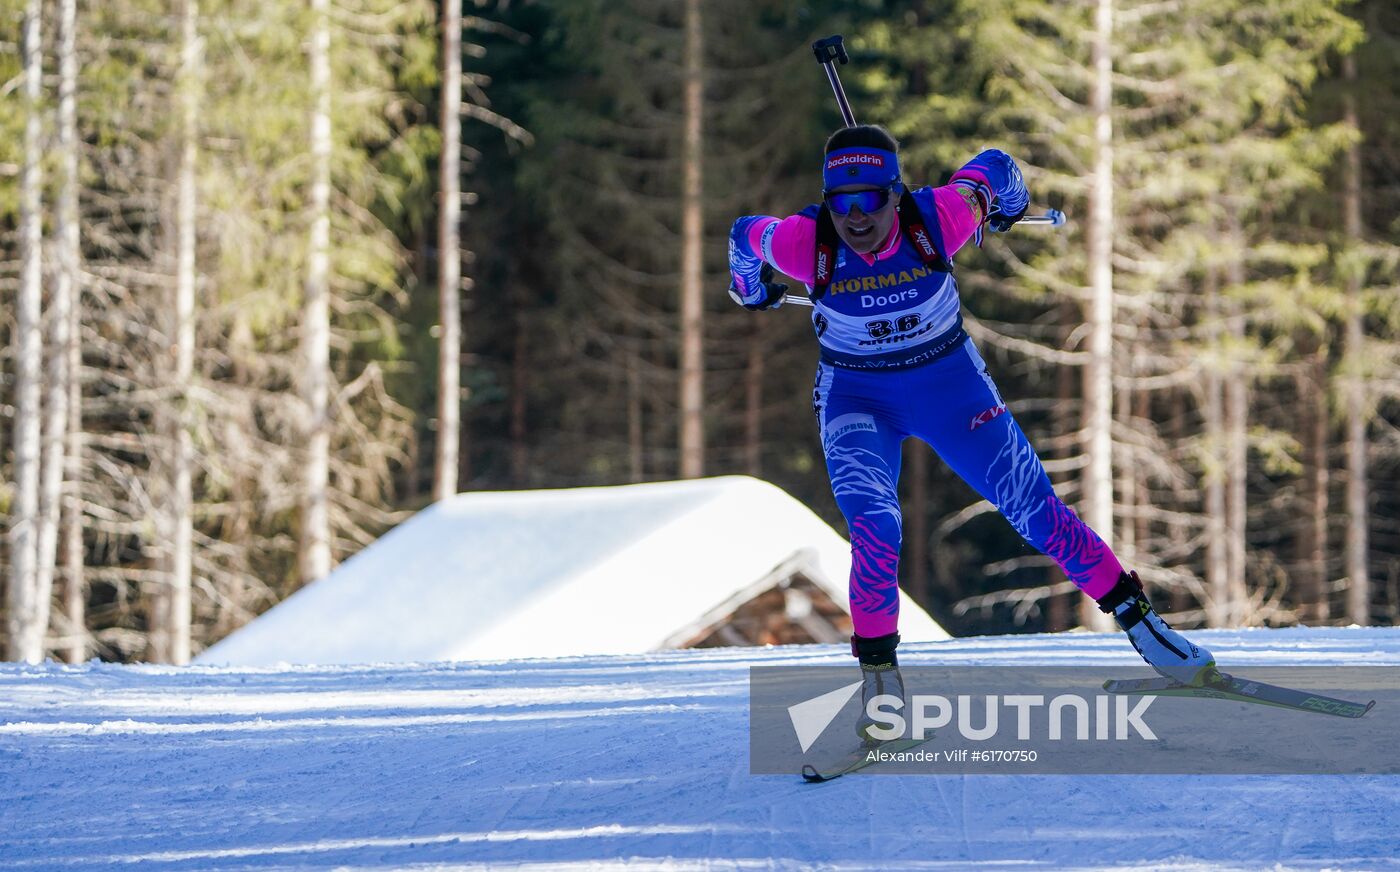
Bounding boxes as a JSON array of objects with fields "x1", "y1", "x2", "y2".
[{"x1": 892, "y1": 180, "x2": 906, "y2": 196}]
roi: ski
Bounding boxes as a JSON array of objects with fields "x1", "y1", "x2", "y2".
[
  {"x1": 801, "y1": 735, "x2": 935, "y2": 783},
  {"x1": 1104, "y1": 673, "x2": 1375, "y2": 719}
]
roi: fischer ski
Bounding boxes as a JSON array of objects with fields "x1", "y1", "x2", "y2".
[
  {"x1": 1104, "y1": 673, "x2": 1375, "y2": 719},
  {"x1": 801, "y1": 735, "x2": 935, "y2": 783}
]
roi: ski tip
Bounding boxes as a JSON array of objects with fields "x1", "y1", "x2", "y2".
[{"x1": 800, "y1": 764, "x2": 833, "y2": 783}]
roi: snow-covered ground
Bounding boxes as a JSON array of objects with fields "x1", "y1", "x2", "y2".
[{"x1": 3, "y1": 627, "x2": 1399, "y2": 871}]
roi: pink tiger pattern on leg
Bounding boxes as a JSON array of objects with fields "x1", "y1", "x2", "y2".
[
  {"x1": 1039, "y1": 495, "x2": 1122, "y2": 600},
  {"x1": 848, "y1": 516, "x2": 902, "y2": 638}
]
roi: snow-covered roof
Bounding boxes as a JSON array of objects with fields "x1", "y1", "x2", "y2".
[{"x1": 197, "y1": 475, "x2": 947, "y2": 666}]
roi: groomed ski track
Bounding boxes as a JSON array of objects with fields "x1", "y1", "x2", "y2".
[{"x1": 3, "y1": 627, "x2": 1398, "y2": 871}]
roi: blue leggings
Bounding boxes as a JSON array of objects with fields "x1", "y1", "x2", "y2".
[{"x1": 812, "y1": 338, "x2": 1122, "y2": 637}]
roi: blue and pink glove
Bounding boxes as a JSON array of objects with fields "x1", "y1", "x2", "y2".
[
  {"x1": 728, "y1": 217, "x2": 788, "y2": 310},
  {"x1": 952, "y1": 149, "x2": 1029, "y2": 233}
]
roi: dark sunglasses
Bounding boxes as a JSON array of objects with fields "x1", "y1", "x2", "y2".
[{"x1": 824, "y1": 186, "x2": 896, "y2": 216}]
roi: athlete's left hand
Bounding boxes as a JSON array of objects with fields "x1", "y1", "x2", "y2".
[{"x1": 987, "y1": 207, "x2": 1026, "y2": 233}]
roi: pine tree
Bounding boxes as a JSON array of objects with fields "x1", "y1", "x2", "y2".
[
  {"x1": 512, "y1": 0, "x2": 831, "y2": 487},
  {"x1": 858, "y1": 0, "x2": 1358, "y2": 631},
  {"x1": 0, "y1": 0, "x2": 435, "y2": 659},
  {"x1": 1311, "y1": 0, "x2": 1400, "y2": 625},
  {"x1": 194, "y1": 0, "x2": 430, "y2": 622},
  {"x1": 147, "y1": 0, "x2": 202, "y2": 664},
  {"x1": 6, "y1": 0, "x2": 46, "y2": 662},
  {"x1": 434, "y1": 0, "x2": 463, "y2": 500},
  {"x1": 53, "y1": 0, "x2": 85, "y2": 662},
  {"x1": 678, "y1": 0, "x2": 705, "y2": 479}
]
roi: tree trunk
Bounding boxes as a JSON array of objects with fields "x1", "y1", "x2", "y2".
[
  {"x1": 627, "y1": 350, "x2": 643, "y2": 483},
  {"x1": 1116, "y1": 373, "x2": 1134, "y2": 564},
  {"x1": 301, "y1": 0, "x2": 333, "y2": 583},
  {"x1": 677, "y1": 0, "x2": 705, "y2": 479},
  {"x1": 906, "y1": 439, "x2": 928, "y2": 604},
  {"x1": 1168, "y1": 389, "x2": 1190, "y2": 614},
  {"x1": 1341, "y1": 53, "x2": 1369, "y2": 626},
  {"x1": 1203, "y1": 264, "x2": 1229, "y2": 628},
  {"x1": 1133, "y1": 389, "x2": 1150, "y2": 550},
  {"x1": 154, "y1": 0, "x2": 201, "y2": 665},
  {"x1": 1049, "y1": 310, "x2": 1076, "y2": 631},
  {"x1": 7, "y1": 0, "x2": 46, "y2": 664},
  {"x1": 1297, "y1": 352, "x2": 1330, "y2": 624},
  {"x1": 1079, "y1": 0, "x2": 1116, "y2": 631},
  {"x1": 1223, "y1": 217, "x2": 1249, "y2": 625},
  {"x1": 36, "y1": 0, "x2": 77, "y2": 657},
  {"x1": 434, "y1": 0, "x2": 462, "y2": 501},
  {"x1": 510, "y1": 309, "x2": 528, "y2": 487},
  {"x1": 744, "y1": 318, "x2": 764, "y2": 477},
  {"x1": 57, "y1": 0, "x2": 85, "y2": 664},
  {"x1": 1223, "y1": 371, "x2": 1248, "y2": 625}
]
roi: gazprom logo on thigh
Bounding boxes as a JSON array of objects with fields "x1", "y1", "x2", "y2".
[{"x1": 822, "y1": 412, "x2": 877, "y2": 450}]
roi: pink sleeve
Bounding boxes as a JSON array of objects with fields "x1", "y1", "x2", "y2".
[
  {"x1": 931, "y1": 179, "x2": 989, "y2": 256},
  {"x1": 745, "y1": 214, "x2": 817, "y2": 285}
]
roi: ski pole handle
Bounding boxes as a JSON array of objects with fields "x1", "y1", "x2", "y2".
[
  {"x1": 987, "y1": 208, "x2": 1066, "y2": 227},
  {"x1": 812, "y1": 35, "x2": 856, "y2": 128}
]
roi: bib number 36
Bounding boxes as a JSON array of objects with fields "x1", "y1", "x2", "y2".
[{"x1": 865, "y1": 314, "x2": 921, "y2": 339}]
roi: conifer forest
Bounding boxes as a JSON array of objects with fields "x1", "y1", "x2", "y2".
[{"x1": 1, "y1": 0, "x2": 1398, "y2": 663}]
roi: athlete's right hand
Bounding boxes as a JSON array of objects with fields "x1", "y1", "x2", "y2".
[{"x1": 728, "y1": 263, "x2": 788, "y2": 311}]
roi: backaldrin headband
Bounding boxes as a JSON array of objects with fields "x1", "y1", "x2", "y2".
[{"x1": 823, "y1": 147, "x2": 901, "y2": 192}]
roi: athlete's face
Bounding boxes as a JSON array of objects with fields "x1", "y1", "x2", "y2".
[{"x1": 827, "y1": 184, "x2": 898, "y2": 255}]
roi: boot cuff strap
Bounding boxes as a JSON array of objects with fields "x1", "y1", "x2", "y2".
[
  {"x1": 851, "y1": 631, "x2": 900, "y2": 666},
  {"x1": 1095, "y1": 572, "x2": 1142, "y2": 615}
]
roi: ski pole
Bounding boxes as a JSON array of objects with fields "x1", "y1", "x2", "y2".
[
  {"x1": 812, "y1": 35, "x2": 856, "y2": 128},
  {"x1": 811, "y1": 34, "x2": 1067, "y2": 230},
  {"x1": 781, "y1": 36, "x2": 1068, "y2": 309},
  {"x1": 991, "y1": 209, "x2": 1066, "y2": 227}
]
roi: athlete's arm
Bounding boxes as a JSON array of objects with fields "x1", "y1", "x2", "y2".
[
  {"x1": 728, "y1": 213, "x2": 817, "y2": 305},
  {"x1": 935, "y1": 149, "x2": 1030, "y2": 252}
]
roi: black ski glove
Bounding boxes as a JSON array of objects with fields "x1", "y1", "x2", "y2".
[
  {"x1": 728, "y1": 263, "x2": 789, "y2": 311},
  {"x1": 987, "y1": 207, "x2": 1026, "y2": 233}
]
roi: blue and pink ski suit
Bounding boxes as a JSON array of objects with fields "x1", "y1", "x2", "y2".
[{"x1": 728, "y1": 149, "x2": 1124, "y2": 638}]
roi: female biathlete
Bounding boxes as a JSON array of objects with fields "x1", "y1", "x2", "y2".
[{"x1": 727, "y1": 125, "x2": 1215, "y2": 741}]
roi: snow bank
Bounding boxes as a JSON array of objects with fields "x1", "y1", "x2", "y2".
[{"x1": 4, "y1": 627, "x2": 1399, "y2": 870}]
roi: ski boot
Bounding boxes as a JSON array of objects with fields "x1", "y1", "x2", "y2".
[
  {"x1": 852, "y1": 631, "x2": 907, "y2": 744},
  {"x1": 1097, "y1": 571, "x2": 1219, "y2": 687}
]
